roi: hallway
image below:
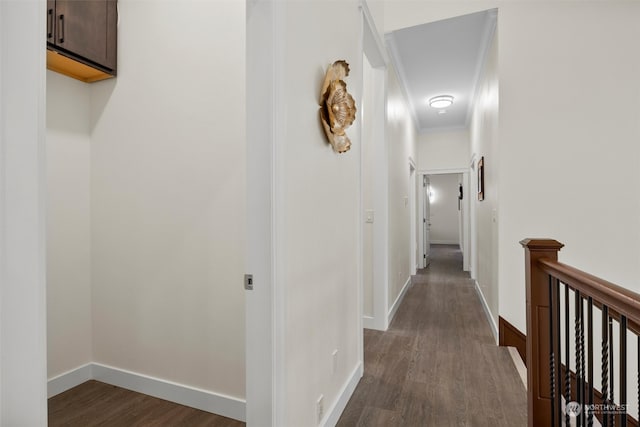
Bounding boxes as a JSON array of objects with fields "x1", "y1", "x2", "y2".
[{"x1": 338, "y1": 245, "x2": 527, "y2": 426}]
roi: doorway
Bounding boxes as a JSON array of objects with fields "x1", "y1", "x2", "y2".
[
  {"x1": 419, "y1": 169, "x2": 470, "y2": 272},
  {"x1": 361, "y1": 8, "x2": 390, "y2": 332}
]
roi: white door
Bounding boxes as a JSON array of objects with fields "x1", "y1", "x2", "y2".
[{"x1": 423, "y1": 175, "x2": 431, "y2": 268}]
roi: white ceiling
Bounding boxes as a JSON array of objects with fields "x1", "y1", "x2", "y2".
[{"x1": 386, "y1": 9, "x2": 497, "y2": 133}]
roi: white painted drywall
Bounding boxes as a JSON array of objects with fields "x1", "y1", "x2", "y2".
[
  {"x1": 470, "y1": 26, "x2": 499, "y2": 332},
  {"x1": 278, "y1": 2, "x2": 362, "y2": 424},
  {"x1": 89, "y1": 0, "x2": 246, "y2": 400},
  {"x1": 46, "y1": 71, "x2": 93, "y2": 378},
  {"x1": 428, "y1": 174, "x2": 461, "y2": 245},
  {"x1": 417, "y1": 129, "x2": 470, "y2": 171},
  {"x1": 0, "y1": 0, "x2": 48, "y2": 424},
  {"x1": 497, "y1": 0, "x2": 640, "y2": 336},
  {"x1": 383, "y1": 2, "x2": 640, "y2": 337},
  {"x1": 387, "y1": 64, "x2": 418, "y2": 311}
]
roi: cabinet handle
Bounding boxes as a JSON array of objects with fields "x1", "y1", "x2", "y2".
[
  {"x1": 47, "y1": 9, "x2": 53, "y2": 39},
  {"x1": 58, "y1": 14, "x2": 64, "y2": 43}
]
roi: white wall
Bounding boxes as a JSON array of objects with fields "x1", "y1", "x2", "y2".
[
  {"x1": 46, "y1": 71, "x2": 93, "y2": 378},
  {"x1": 279, "y1": 2, "x2": 362, "y2": 424},
  {"x1": 417, "y1": 129, "x2": 470, "y2": 171},
  {"x1": 470, "y1": 26, "x2": 499, "y2": 333},
  {"x1": 89, "y1": 0, "x2": 246, "y2": 400},
  {"x1": 498, "y1": 1, "x2": 640, "y2": 334},
  {"x1": 387, "y1": 64, "x2": 418, "y2": 309},
  {"x1": 384, "y1": 1, "x2": 640, "y2": 337},
  {"x1": 428, "y1": 174, "x2": 461, "y2": 245}
]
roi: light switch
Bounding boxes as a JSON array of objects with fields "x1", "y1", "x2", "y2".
[{"x1": 365, "y1": 210, "x2": 374, "y2": 223}]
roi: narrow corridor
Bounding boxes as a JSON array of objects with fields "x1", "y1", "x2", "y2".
[{"x1": 338, "y1": 244, "x2": 527, "y2": 426}]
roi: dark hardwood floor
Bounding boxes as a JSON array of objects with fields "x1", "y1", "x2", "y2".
[
  {"x1": 337, "y1": 244, "x2": 527, "y2": 426},
  {"x1": 48, "y1": 380, "x2": 245, "y2": 427}
]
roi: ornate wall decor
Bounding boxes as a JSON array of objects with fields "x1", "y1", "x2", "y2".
[{"x1": 319, "y1": 60, "x2": 356, "y2": 153}]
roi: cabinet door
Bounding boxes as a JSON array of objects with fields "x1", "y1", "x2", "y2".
[{"x1": 54, "y1": 0, "x2": 117, "y2": 71}]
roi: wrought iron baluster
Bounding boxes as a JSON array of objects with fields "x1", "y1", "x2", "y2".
[
  {"x1": 565, "y1": 284, "x2": 571, "y2": 427},
  {"x1": 587, "y1": 297, "x2": 594, "y2": 427},
  {"x1": 556, "y1": 278, "x2": 563, "y2": 427},
  {"x1": 549, "y1": 276, "x2": 556, "y2": 427},
  {"x1": 575, "y1": 290, "x2": 584, "y2": 426},
  {"x1": 580, "y1": 294, "x2": 586, "y2": 427},
  {"x1": 602, "y1": 306, "x2": 609, "y2": 427},
  {"x1": 609, "y1": 317, "x2": 615, "y2": 427},
  {"x1": 619, "y1": 316, "x2": 627, "y2": 427}
]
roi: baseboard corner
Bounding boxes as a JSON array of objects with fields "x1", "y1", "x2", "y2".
[
  {"x1": 322, "y1": 361, "x2": 363, "y2": 427},
  {"x1": 388, "y1": 277, "x2": 412, "y2": 325},
  {"x1": 473, "y1": 280, "x2": 499, "y2": 344},
  {"x1": 48, "y1": 363, "x2": 93, "y2": 398},
  {"x1": 48, "y1": 362, "x2": 246, "y2": 422}
]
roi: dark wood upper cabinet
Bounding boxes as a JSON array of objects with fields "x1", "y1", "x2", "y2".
[{"x1": 47, "y1": 0, "x2": 117, "y2": 83}]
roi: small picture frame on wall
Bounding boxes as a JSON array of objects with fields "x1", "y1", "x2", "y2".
[{"x1": 478, "y1": 156, "x2": 485, "y2": 201}]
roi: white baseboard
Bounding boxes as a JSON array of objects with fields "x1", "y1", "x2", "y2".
[
  {"x1": 47, "y1": 363, "x2": 246, "y2": 422},
  {"x1": 48, "y1": 363, "x2": 93, "y2": 398},
  {"x1": 507, "y1": 346, "x2": 527, "y2": 389},
  {"x1": 388, "y1": 277, "x2": 411, "y2": 325},
  {"x1": 322, "y1": 361, "x2": 363, "y2": 427},
  {"x1": 362, "y1": 315, "x2": 376, "y2": 330},
  {"x1": 474, "y1": 280, "x2": 499, "y2": 344},
  {"x1": 430, "y1": 240, "x2": 460, "y2": 246}
]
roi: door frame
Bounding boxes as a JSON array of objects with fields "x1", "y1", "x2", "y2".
[
  {"x1": 408, "y1": 158, "x2": 417, "y2": 275},
  {"x1": 361, "y1": 1, "x2": 389, "y2": 332},
  {"x1": 245, "y1": 0, "x2": 287, "y2": 424},
  {"x1": 418, "y1": 168, "x2": 471, "y2": 272},
  {"x1": 0, "y1": 0, "x2": 48, "y2": 424}
]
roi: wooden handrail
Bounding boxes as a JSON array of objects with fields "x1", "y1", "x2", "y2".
[
  {"x1": 520, "y1": 238, "x2": 640, "y2": 427},
  {"x1": 538, "y1": 257, "x2": 640, "y2": 334}
]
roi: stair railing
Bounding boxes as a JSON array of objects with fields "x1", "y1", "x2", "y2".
[{"x1": 521, "y1": 239, "x2": 640, "y2": 427}]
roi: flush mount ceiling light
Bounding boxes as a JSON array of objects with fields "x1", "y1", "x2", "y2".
[{"x1": 429, "y1": 95, "x2": 454, "y2": 109}]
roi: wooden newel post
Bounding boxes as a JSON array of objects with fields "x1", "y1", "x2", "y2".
[{"x1": 520, "y1": 238, "x2": 564, "y2": 427}]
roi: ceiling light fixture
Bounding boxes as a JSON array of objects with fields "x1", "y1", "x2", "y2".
[{"x1": 429, "y1": 95, "x2": 454, "y2": 109}]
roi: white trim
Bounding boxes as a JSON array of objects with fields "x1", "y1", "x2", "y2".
[
  {"x1": 388, "y1": 277, "x2": 412, "y2": 325},
  {"x1": 245, "y1": 0, "x2": 287, "y2": 424},
  {"x1": 506, "y1": 347, "x2": 527, "y2": 389},
  {"x1": 362, "y1": 315, "x2": 376, "y2": 330},
  {"x1": 408, "y1": 158, "x2": 417, "y2": 275},
  {"x1": 430, "y1": 240, "x2": 460, "y2": 245},
  {"x1": 47, "y1": 363, "x2": 247, "y2": 422},
  {"x1": 94, "y1": 363, "x2": 246, "y2": 422},
  {"x1": 419, "y1": 124, "x2": 470, "y2": 135},
  {"x1": 0, "y1": 0, "x2": 48, "y2": 424},
  {"x1": 474, "y1": 280, "x2": 499, "y2": 344},
  {"x1": 419, "y1": 167, "x2": 468, "y2": 176},
  {"x1": 365, "y1": 25, "x2": 389, "y2": 333},
  {"x1": 359, "y1": 0, "x2": 388, "y2": 67},
  {"x1": 47, "y1": 364, "x2": 93, "y2": 398},
  {"x1": 385, "y1": 34, "x2": 421, "y2": 132},
  {"x1": 322, "y1": 362, "x2": 363, "y2": 427}
]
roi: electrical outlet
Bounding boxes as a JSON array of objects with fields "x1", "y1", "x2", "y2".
[
  {"x1": 332, "y1": 349, "x2": 338, "y2": 374},
  {"x1": 317, "y1": 395, "x2": 324, "y2": 424}
]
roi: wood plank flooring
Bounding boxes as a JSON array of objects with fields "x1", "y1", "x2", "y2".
[
  {"x1": 337, "y1": 244, "x2": 527, "y2": 427},
  {"x1": 49, "y1": 245, "x2": 525, "y2": 426},
  {"x1": 48, "y1": 380, "x2": 244, "y2": 427}
]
